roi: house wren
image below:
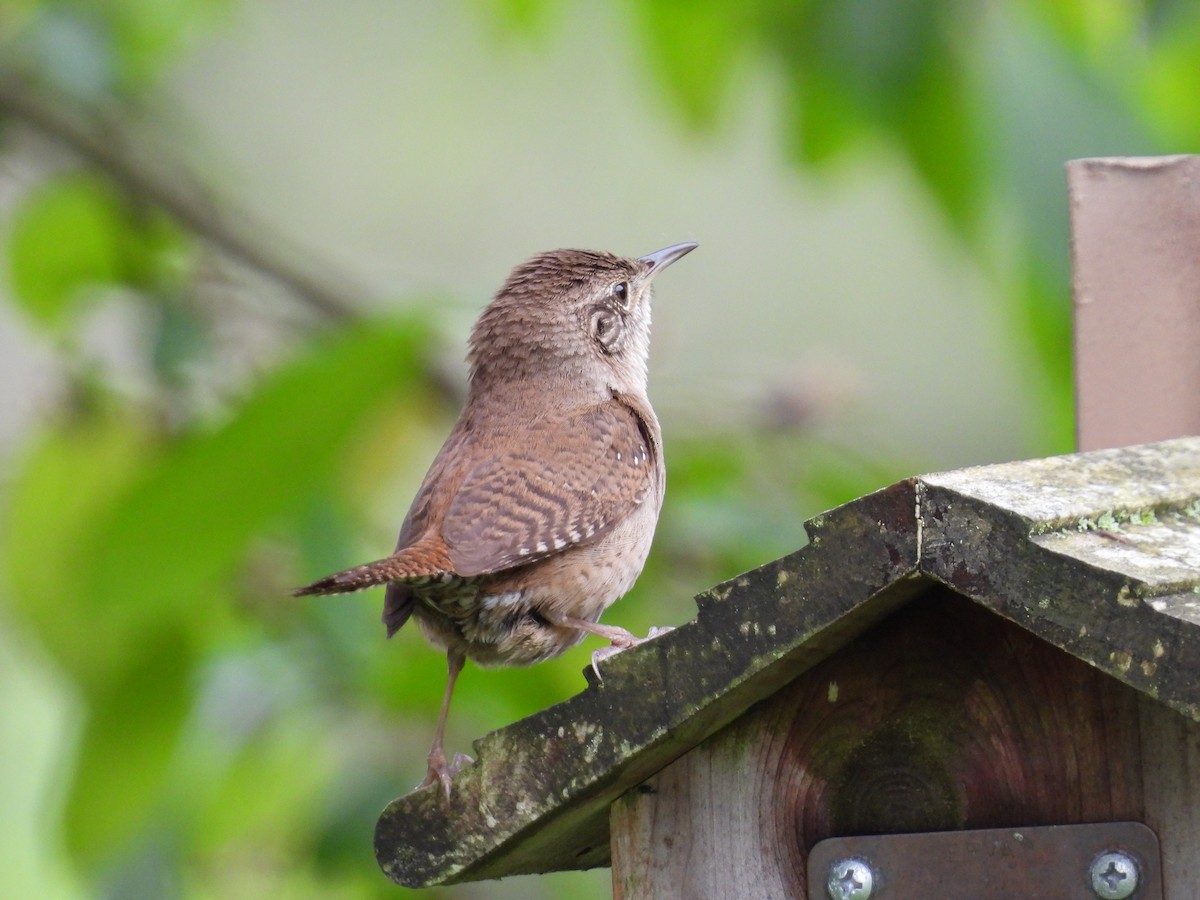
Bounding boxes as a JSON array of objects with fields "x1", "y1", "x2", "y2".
[{"x1": 294, "y1": 242, "x2": 696, "y2": 795}]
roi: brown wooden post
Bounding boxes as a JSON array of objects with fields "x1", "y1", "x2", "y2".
[
  {"x1": 1069, "y1": 155, "x2": 1200, "y2": 452},
  {"x1": 1070, "y1": 154, "x2": 1200, "y2": 896}
]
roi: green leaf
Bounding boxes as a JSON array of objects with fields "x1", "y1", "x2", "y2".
[
  {"x1": 634, "y1": 0, "x2": 749, "y2": 130},
  {"x1": 787, "y1": 65, "x2": 867, "y2": 167},
  {"x1": 63, "y1": 623, "x2": 194, "y2": 865},
  {"x1": 1014, "y1": 258, "x2": 1075, "y2": 455},
  {"x1": 468, "y1": 0, "x2": 561, "y2": 39},
  {"x1": 6, "y1": 319, "x2": 433, "y2": 866},
  {"x1": 1, "y1": 406, "x2": 156, "y2": 680},
  {"x1": 892, "y1": 41, "x2": 984, "y2": 237},
  {"x1": 105, "y1": 0, "x2": 232, "y2": 88},
  {"x1": 1140, "y1": 19, "x2": 1200, "y2": 146},
  {"x1": 7, "y1": 174, "x2": 126, "y2": 328},
  {"x1": 802, "y1": 0, "x2": 943, "y2": 109},
  {"x1": 191, "y1": 715, "x2": 335, "y2": 854},
  {"x1": 1022, "y1": 0, "x2": 1141, "y2": 65},
  {"x1": 68, "y1": 318, "x2": 431, "y2": 658}
]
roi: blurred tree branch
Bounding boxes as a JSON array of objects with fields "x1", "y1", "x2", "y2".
[{"x1": 0, "y1": 71, "x2": 363, "y2": 323}]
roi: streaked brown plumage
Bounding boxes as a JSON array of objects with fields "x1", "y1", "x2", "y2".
[{"x1": 294, "y1": 242, "x2": 696, "y2": 794}]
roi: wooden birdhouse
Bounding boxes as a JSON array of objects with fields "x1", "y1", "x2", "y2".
[{"x1": 373, "y1": 158, "x2": 1200, "y2": 897}]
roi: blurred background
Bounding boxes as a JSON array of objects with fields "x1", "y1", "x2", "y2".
[{"x1": 0, "y1": 0, "x2": 1194, "y2": 896}]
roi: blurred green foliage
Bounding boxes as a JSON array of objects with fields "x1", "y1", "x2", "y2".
[{"x1": 0, "y1": 0, "x2": 1196, "y2": 897}]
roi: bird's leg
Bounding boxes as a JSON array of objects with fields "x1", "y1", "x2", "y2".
[
  {"x1": 420, "y1": 649, "x2": 472, "y2": 799},
  {"x1": 561, "y1": 616, "x2": 640, "y2": 647},
  {"x1": 559, "y1": 616, "x2": 673, "y2": 680}
]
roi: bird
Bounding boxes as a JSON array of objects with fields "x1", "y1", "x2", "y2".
[{"x1": 294, "y1": 241, "x2": 696, "y2": 796}]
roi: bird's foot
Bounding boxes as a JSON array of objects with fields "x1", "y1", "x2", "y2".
[
  {"x1": 589, "y1": 625, "x2": 674, "y2": 681},
  {"x1": 420, "y1": 747, "x2": 474, "y2": 800}
]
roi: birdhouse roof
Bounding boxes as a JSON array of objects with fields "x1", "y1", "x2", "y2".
[{"x1": 375, "y1": 437, "x2": 1200, "y2": 888}]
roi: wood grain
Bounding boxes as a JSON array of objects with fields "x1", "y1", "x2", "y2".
[
  {"x1": 612, "y1": 588, "x2": 1149, "y2": 898},
  {"x1": 1139, "y1": 695, "x2": 1200, "y2": 894}
]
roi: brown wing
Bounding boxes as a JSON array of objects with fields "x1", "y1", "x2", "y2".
[
  {"x1": 440, "y1": 399, "x2": 659, "y2": 577},
  {"x1": 382, "y1": 421, "x2": 476, "y2": 636}
]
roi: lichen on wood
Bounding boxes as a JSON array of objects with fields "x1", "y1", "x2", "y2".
[{"x1": 375, "y1": 437, "x2": 1200, "y2": 888}]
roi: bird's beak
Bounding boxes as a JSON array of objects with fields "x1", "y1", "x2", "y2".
[{"x1": 638, "y1": 242, "x2": 698, "y2": 282}]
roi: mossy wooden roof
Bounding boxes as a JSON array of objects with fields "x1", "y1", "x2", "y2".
[{"x1": 375, "y1": 437, "x2": 1200, "y2": 888}]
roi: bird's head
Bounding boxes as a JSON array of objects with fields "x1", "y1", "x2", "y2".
[{"x1": 467, "y1": 243, "x2": 696, "y2": 399}]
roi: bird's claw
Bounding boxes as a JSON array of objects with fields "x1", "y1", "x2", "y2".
[
  {"x1": 421, "y1": 749, "x2": 474, "y2": 800},
  {"x1": 590, "y1": 625, "x2": 675, "y2": 681},
  {"x1": 589, "y1": 644, "x2": 622, "y2": 680}
]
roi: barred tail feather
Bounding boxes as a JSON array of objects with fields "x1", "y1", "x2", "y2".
[
  {"x1": 292, "y1": 541, "x2": 455, "y2": 597},
  {"x1": 292, "y1": 558, "x2": 400, "y2": 596}
]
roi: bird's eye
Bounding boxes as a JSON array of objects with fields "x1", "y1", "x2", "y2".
[{"x1": 612, "y1": 281, "x2": 629, "y2": 305}]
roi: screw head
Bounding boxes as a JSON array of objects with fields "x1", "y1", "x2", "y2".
[
  {"x1": 1090, "y1": 851, "x2": 1139, "y2": 899},
  {"x1": 827, "y1": 857, "x2": 874, "y2": 900}
]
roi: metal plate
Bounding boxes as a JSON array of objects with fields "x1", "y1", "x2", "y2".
[{"x1": 807, "y1": 822, "x2": 1162, "y2": 899}]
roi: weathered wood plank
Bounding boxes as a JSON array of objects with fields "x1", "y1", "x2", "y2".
[
  {"x1": 375, "y1": 481, "x2": 922, "y2": 887},
  {"x1": 919, "y1": 438, "x2": 1200, "y2": 719},
  {"x1": 612, "y1": 590, "x2": 1148, "y2": 898},
  {"x1": 1139, "y1": 695, "x2": 1200, "y2": 895},
  {"x1": 611, "y1": 749, "x2": 798, "y2": 900},
  {"x1": 374, "y1": 439, "x2": 1200, "y2": 888}
]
